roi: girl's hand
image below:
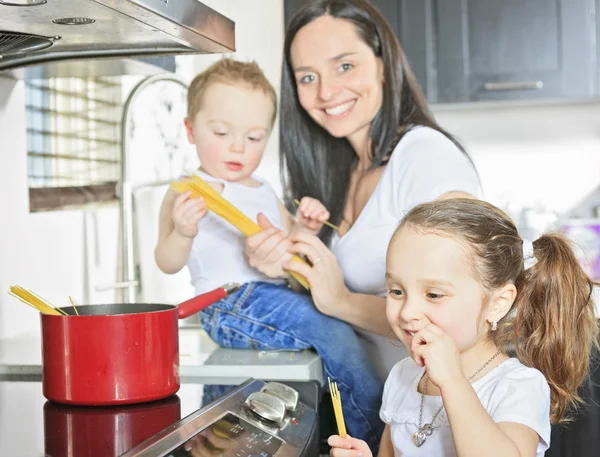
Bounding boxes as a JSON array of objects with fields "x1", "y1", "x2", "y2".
[
  {"x1": 328, "y1": 435, "x2": 372, "y2": 457},
  {"x1": 295, "y1": 196, "x2": 330, "y2": 231},
  {"x1": 245, "y1": 213, "x2": 294, "y2": 279},
  {"x1": 285, "y1": 231, "x2": 349, "y2": 316},
  {"x1": 172, "y1": 191, "x2": 206, "y2": 238},
  {"x1": 411, "y1": 323, "x2": 464, "y2": 390}
]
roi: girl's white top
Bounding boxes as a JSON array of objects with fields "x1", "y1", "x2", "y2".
[
  {"x1": 330, "y1": 126, "x2": 482, "y2": 379},
  {"x1": 380, "y1": 357, "x2": 551, "y2": 457},
  {"x1": 186, "y1": 169, "x2": 286, "y2": 295}
]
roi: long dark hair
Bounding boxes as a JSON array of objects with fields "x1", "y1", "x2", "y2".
[
  {"x1": 398, "y1": 198, "x2": 599, "y2": 423},
  {"x1": 281, "y1": 0, "x2": 468, "y2": 244}
]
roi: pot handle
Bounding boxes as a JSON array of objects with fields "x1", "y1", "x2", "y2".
[{"x1": 177, "y1": 283, "x2": 241, "y2": 319}]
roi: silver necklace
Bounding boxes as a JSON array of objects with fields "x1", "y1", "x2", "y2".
[{"x1": 412, "y1": 349, "x2": 502, "y2": 447}]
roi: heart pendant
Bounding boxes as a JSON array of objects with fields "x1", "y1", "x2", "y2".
[{"x1": 412, "y1": 430, "x2": 427, "y2": 447}]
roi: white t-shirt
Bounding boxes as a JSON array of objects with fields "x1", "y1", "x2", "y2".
[
  {"x1": 331, "y1": 126, "x2": 482, "y2": 379},
  {"x1": 186, "y1": 170, "x2": 286, "y2": 295},
  {"x1": 380, "y1": 357, "x2": 551, "y2": 457}
]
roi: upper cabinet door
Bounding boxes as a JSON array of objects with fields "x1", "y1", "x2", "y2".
[
  {"x1": 436, "y1": 0, "x2": 598, "y2": 102},
  {"x1": 284, "y1": 0, "x2": 599, "y2": 103}
]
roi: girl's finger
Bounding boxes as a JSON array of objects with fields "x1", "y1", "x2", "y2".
[
  {"x1": 412, "y1": 325, "x2": 436, "y2": 348},
  {"x1": 330, "y1": 448, "x2": 365, "y2": 457},
  {"x1": 328, "y1": 435, "x2": 370, "y2": 457},
  {"x1": 424, "y1": 322, "x2": 444, "y2": 335},
  {"x1": 328, "y1": 434, "x2": 362, "y2": 448},
  {"x1": 412, "y1": 343, "x2": 427, "y2": 367}
]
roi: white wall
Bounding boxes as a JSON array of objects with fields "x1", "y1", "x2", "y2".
[
  {"x1": 434, "y1": 100, "x2": 600, "y2": 212},
  {"x1": 0, "y1": 78, "x2": 120, "y2": 338},
  {"x1": 433, "y1": 100, "x2": 600, "y2": 239}
]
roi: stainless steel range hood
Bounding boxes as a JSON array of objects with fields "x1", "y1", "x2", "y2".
[{"x1": 0, "y1": 0, "x2": 235, "y2": 79}]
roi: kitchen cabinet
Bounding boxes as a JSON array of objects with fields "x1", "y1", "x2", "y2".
[
  {"x1": 434, "y1": 0, "x2": 598, "y2": 102},
  {"x1": 284, "y1": 0, "x2": 599, "y2": 103}
]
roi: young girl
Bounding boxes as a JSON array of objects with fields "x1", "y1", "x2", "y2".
[
  {"x1": 329, "y1": 198, "x2": 599, "y2": 457},
  {"x1": 154, "y1": 58, "x2": 384, "y2": 448}
]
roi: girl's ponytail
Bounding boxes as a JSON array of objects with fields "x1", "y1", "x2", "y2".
[{"x1": 508, "y1": 233, "x2": 598, "y2": 423}]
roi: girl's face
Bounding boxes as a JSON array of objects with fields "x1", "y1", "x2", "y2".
[
  {"x1": 385, "y1": 227, "x2": 490, "y2": 356},
  {"x1": 290, "y1": 15, "x2": 384, "y2": 148},
  {"x1": 184, "y1": 82, "x2": 273, "y2": 183}
]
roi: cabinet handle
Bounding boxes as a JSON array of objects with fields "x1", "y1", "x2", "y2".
[{"x1": 483, "y1": 81, "x2": 544, "y2": 91}]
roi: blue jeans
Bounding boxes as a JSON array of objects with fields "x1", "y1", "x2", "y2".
[{"x1": 199, "y1": 281, "x2": 384, "y2": 451}]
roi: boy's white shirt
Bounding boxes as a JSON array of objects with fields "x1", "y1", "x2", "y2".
[{"x1": 186, "y1": 169, "x2": 287, "y2": 295}]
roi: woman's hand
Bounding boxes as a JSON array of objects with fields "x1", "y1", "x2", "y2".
[
  {"x1": 328, "y1": 434, "x2": 372, "y2": 457},
  {"x1": 285, "y1": 231, "x2": 349, "y2": 316},
  {"x1": 245, "y1": 213, "x2": 294, "y2": 279},
  {"x1": 172, "y1": 191, "x2": 206, "y2": 238},
  {"x1": 411, "y1": 323, "x2": 464, "y2": 390},
  {"x1": 295, "y1": 196, "x2": 330, "y2": 232}
]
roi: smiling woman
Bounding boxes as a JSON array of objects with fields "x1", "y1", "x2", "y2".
[{"x1": 244, "y1": 0, "x2": 481, "y2": 386}]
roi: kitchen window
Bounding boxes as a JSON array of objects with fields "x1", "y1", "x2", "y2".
[{"x1": 25, "y1": 77, "x2": 123, "y2": 211}]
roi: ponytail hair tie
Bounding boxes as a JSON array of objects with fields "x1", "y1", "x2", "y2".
[{"x1": 523, "y1": 239, "x2": 538, "y2": 270}]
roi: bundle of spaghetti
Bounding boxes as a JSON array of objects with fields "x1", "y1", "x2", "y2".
[
  {"x1": 328, "y1": 377, "x2": 347, "y2": 438},
  {"x1": 171, "y1": 174, "x2": 310, "y2": 289},
  {"x1": 9, "y1": 285, "x2": 67, "y2": 315}
]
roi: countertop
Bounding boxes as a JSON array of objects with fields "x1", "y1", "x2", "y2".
[{"x1": 0, "y1": 326, "x2": 324, "y2": 385}]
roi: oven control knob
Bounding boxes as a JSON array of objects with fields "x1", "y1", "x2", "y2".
[
  {"x1": 261, "y1": 382, "x2": 299, "y2": 411},
  {"x1": 245, "y1": 391, "x2": 286, "y2": 424}
]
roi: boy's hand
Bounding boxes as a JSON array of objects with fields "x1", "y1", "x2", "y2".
[
  {"x1": 295, "y1": 196, "x2": 330, "y2": 231},
  {"x1": 172, "y1": 191, "x2": 206, "y2": 238},
  {"x1": 328, "y1": 435, "x2": 372, "y2": 457}
]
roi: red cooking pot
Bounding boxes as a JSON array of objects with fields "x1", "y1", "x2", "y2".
[
  {"x1": 44, "y1": 395, "x2": 181, "y2": 457},
  {"x1": 40, "y1": 283, "x2": 240, "y2": 406}
]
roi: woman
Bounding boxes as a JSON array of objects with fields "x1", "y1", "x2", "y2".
[{"x1": 246, "y1": 0, "x2": 480, "y2": 380}]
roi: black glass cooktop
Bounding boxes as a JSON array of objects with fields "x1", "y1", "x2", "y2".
[{"x1": 0, "y1": 374, "x2": 208, "y2": 457}]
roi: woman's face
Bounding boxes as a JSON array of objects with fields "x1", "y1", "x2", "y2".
[{"x1": 290, "y1": 15, "x2": 384, "y2": 147}]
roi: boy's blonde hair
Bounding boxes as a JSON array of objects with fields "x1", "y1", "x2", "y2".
[{"x1": 187, "y1": 58, "x2": 277, "y2": 124}]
